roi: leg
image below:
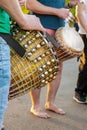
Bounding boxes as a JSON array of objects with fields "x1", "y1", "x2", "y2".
[
  {"x1": 29, "y1": 28, "x2": 55, "y2": 118},
  {"x1": 1, "y1": 124, "x2": 5, "y2": 130},
  {"x1": 0, "y1": 37, "x2": 10, "y2": 130},
  {"x1": 29, "y1": 29, "x2": 65, "y2": 118},
  {"x1": 73, "y1": 35, "x2": 87, "y2": 103},
  {"x1": 77, "y1": 35, "x2": 87, "y2": 93},
  {"x1": 45, "y1": 63, "x2": 65, "y2": 115},
  {"x1": 29, "y1": 89, "x2": 50, "y2": 118}
]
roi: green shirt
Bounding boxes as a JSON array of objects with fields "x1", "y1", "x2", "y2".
[{"x1": 0, "y1": 8, "x2": 10, "y2": 34}]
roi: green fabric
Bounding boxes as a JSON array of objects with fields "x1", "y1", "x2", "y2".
[{"x1": 0, "y1": 8, "x2": 10, "y2": 34}]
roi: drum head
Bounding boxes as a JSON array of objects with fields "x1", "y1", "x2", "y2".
[{"x1": 55, "y1": 27, "x2": 84, "y2": 52}]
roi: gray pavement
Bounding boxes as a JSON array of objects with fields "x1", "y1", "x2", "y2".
[{"x1": 4, "y1": 58, "x2": 87, "y2": 130}]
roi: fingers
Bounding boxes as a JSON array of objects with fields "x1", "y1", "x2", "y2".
[
  {"x1": 65, "y1": 12, "x2": 75, "y2": 23},
  {"x1": 21, "y1": 14, "x2": 46, "y2": 33},
  {"x1": 64, "y1": 9, "x2": 70, "y2": 18},
  {"x1": 61, "y1": 8, "x2": 70, "y2": 19},
  {"x1": 29, "y1": 16, "x2": 46, "y2": 32}
]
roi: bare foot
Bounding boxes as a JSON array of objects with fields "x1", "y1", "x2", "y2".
[
  {"x1": 30, "y1": 106, "x2": 51, "y2": 119},
  {"x1": 2, "y1": 124, "x2": 5, "y2": 130},
  {"x1": 45, "y1": 103, "x2": 65, "y2": 115}
]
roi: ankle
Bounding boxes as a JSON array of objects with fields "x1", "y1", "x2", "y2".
[
  {"x1": 1, "y1": 124, "x2": 5, "y2": 130},
  {"x1": 45, "y1": 102, "x2": 54, "y2": 107},
  {"x1": 31, "y1": 105, "x2": 42, "y2": 110}
]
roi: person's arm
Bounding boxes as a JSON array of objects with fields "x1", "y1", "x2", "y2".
[
  {"x1": 76, "y1": 1, "x2": 87, "y2": 33},
  {"x1": 0, "y1": 0, "x2": 27, "y2": 27},
  {"x1": 0, "y1": 0, "x2": 46, "y2": 32},
  {"x1": 19, "y1": 0, "x2": 26, "y2": 6},
  {"x1": 68, "y1": 0, "x2": 80, "y2": 8},
  {"x1": 26, "y1": 0, "x2": 69, "y2": 20}
]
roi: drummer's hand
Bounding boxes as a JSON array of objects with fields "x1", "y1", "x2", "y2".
[
  {"x1": 65, "y1": 12, "x2": 75, "y2": 23},
  {"x1": 19, "y1": 14, "x2": 46, "y2": 33},
  {"x1": 56, "y1": 8, "x2": 70, "y2": 19},
  {"x1": 19, "y1": 0, "x2": 26, "y2": 6},
  {"x1": 69, "y1": 0, "x2": 80, "y2": 8}
]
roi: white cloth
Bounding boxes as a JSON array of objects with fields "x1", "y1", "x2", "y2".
[{"x1": 78, "y1": 0, "x2": 87, "y2": 34}]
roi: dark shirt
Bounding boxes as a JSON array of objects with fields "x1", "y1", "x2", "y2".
[{"x1": 34, "y1": 0, "x2": 65, "y2": 30}]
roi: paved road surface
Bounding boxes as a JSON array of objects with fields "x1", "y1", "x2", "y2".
[{"x1": 4, "y1": 58, "x2": 87, "y2": 130}]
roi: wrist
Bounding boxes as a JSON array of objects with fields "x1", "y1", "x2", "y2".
[{"x1": 17, "y1": 14, "x2": 27, "y2": 29}]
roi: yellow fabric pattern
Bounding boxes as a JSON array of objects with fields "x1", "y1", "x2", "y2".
[
  {"x1": 21, "y1": 5, "x2": 29, "y2": 14},
  {"x1": 79, "y1": 52, "x2": 85, "y2": 70}
]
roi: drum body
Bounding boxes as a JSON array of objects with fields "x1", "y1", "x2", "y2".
[
  {"x1": 55, "y1": 27, "x2": 84, "y2": 62},
  {"x1": 9, "y1": 23, "x2": 59, "y2": 100}
]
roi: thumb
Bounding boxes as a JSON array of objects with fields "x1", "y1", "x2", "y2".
[{"x1": 36, "y1": 17, "x2": 46, "y2": 33}]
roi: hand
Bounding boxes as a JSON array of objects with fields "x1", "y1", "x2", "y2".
[
  {"x1": 19, "y1": 0, "x2": 26, "y2": 6},
  {"x1": 69, "y1": 0, "x2": 80, "y2": 7},
  {"x1": 19, "y1": 14, "x2": 46, "y2": 33},
  {"x1": 56, "y1": 8, "x2": 70, "y2": 19},
  {"x1": 65, "y1": 12, "x2": 75, "y2": 23}
]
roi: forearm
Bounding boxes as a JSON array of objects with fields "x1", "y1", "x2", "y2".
[
  {"x1": 26, "y1": 0, "x2": 69, "y2": 19},
  {"x1": 0, "y1": 0, "x2": 26, "y2": 27},
  {"x1": 26, "y1": 0, "x2": 61, "y2": 16},
  {"x1": 77, "y1": 3, "x2": 87, "y2": 33},
  {"x1": 78, "y1": 12, "x2": 87, "y2": 33},
  {"x1": 68, "y1": 0, "x2": 79, "y2": 8}
]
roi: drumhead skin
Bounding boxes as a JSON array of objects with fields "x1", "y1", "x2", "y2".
[
  {"x1": 54, "y1": 27, "x2": 84, "y2": 62},
  {"x1": 55, "y1": 27, "x2": 84, "y2": 52}
]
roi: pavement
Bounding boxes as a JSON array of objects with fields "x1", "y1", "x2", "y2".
[{"x1": 4, "y1": 58, "x2": 87, "y2": 130}]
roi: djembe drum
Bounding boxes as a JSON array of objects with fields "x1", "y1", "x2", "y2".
[
  {"x1": 54, "y1": 27, "x2": 84, "y2": 62},
  {"x1": 9, "y1": 21, "x2": 59, "y2": 100}
]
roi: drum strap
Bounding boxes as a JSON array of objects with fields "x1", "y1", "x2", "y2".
[
  {"x1": 46, "y1": 32, "x2": 60, "y2": 48},
  {"x1": 0, "y1": 33, "x2": 26, "y2": 57}
]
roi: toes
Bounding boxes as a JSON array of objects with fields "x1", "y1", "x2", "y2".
[
  {"x1": 56, "y1": 108, "x2": 66, "y2": 115},
  {"x1": 30, "y1": 107, "x2": 51, "y2": 118},
  {"x1": 45, "y1": 103, "x2": 65, "y2": 115}
]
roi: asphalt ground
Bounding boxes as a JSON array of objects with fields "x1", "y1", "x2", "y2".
[{"x1": 4, "y1": 58, "x2": 87, "y2": 130}]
